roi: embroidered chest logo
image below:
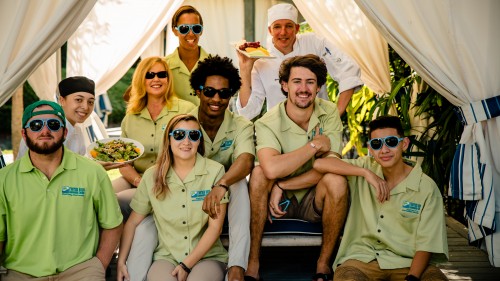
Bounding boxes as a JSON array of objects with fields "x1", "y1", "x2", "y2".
[
  {"x1": 402, "y1": 201, "x2": 421, "y2": 214},
  {"x1": 191, "y1": 190, "x2": 210, "y2": 201},
  {"x1": 61, "y1": 186, "x2": 85, "y2": 197},
  {"x1": 220, "y1": 140, "x2": 233, "y2": 151},
  {"x1": 162, "y1": 124, "x2": 167, "y2": 131}
]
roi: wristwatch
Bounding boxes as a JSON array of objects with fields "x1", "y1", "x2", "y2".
[{"x1": 405, "y1": 275, "x2": 420, "y2": 281}]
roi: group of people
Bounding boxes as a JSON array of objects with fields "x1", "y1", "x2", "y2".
[{"x1": 0, "y1": 3, "x2": 450, "y2": 281}]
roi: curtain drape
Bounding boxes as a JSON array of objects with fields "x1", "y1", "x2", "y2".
[
  {"x1": 0, "y1": 0, "x2": 96, "y2": 107},
  {"x1": 355, "y1": 0, "x2": 500, "y2": 267},
  {"x1": 27, "y1": 53, "x2": 59, "y2": 101},
  {"x1": 66, "y1": 0, "x2": 183, "y2": 95},
  {"x1": 293, "y1": 0, "x2": 390, "y2": 94}
]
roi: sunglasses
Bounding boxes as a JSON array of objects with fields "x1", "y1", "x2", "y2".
[
  {"x1": 169, "y1": 129, "x2": 202, "y2": 142},
  {"x1": 368, "y1": 135, "x2": 404, "y2": 150},
  {"x1": 200, "y1": 86, "x2": 233, "y2": 99},
  {"x1": 175, "y1": 24, "x2": 203, "y2": 35},
  {"x1": 25, "y1": 118, "x2": 64, "y2": 132},
  {"x1": 145, "y1": 71, "x2": 168, "y2": 79}
]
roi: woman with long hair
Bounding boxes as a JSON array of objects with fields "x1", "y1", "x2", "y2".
[
  {"x1": 113, "y1": 56, "x2": 196, "y2": 220},
  {"x1": 117, "y1": 114, "x2": 228, "y2": 281}
]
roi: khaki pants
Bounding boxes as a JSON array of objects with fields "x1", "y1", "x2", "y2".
[
  {"x1": 334, "y1": 259, "x2": 448, "y2": 281},
  {"x1": 2, "y1": 257, "x2": 105, "y2": 281},
  {"x1": 147, "y1": 260, "x2": 225, "y2": 281}
]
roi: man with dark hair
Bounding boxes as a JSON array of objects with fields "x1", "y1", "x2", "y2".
[
  {"x1": 246, "y1": 55, "x2": 348, "y2": 281},
  {"x1": 190, "y1": 55, "x2": 255, "y2": 281},
  {"x1": 314, "y1": 115, "x2": 449, "y2": 281},
  {"x1": 0, "y1": 100, "x2": 123, "y2": 280},
  {"x1": 124, "y1": 55, "x2": 255, "y2": 281}
]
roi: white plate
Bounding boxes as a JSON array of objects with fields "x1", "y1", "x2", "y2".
[
  {"x1": 231, "y1": 42, "x2": 275, "y2": 59},
  {"x1": 86, "y1": 137, "x2": 144, "y2": 164}
]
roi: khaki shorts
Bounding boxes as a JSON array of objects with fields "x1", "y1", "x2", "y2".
[
  {"x1": 334, "y1": 259, "x2": 448, "y2": 281},
  {"x1": 1, "y1": 257, "x2": 105, "y2": 281},
  {"x1": 282, "y1": 187, "x2": 321, "y2": 223}
]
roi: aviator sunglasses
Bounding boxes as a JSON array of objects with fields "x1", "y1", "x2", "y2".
[
  {"x1": 25, "y1": 118, "x2": 64, "y2": 132},
  {"x1": 200, "y1": 86, "x2": 233, "y2": 99},
  {"x1": 145, "y1": 71, "x2": 168, "y2": 79},
  {"x1": 175, "y1": 24, "x2": 203, "y2": 35},
  {"x1": 368, "y1": 135, "x2": 404, "y2": 150},
  {"x1": 169, "y1": 129, "x2": 202, "y2": 142}
]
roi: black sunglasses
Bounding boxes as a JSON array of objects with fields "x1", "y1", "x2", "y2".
[
  {"x1": 145, "y1": 71, "x2": 168, "y2": 79},
  {"x1": 201, "y1": 86, "x2": 233, "y2": 99},
  {"x1": 175, "y1": 24, "x2": 203, "y2": 35},
  {"x1": 25, "y1": 118, "x2": 64, "y2": 132},
  {"x1": 169, "y1": 129, "x2": 202, "y2": 142},
  {"x1": 368, "y1": 136, "x2": 404, "y2": 150}
]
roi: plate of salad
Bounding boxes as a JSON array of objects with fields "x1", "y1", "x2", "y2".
[{"x1": 86, "y1": 137, "x2": 144, "y2": 164}]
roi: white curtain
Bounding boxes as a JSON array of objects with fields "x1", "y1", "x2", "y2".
[
  {"x1": 27, "y1": 53, "x2": 59, "y2": 101},
  {"x1": 0, "y1": 0, "x2": 96, "y2": 107},
  {"x1": 293, "y1": 0, "x2": 390, "y2": 94},
  {"x1": 141, "y1": 31, "x2": 168, "y2": 58},
  {"x1": 355, "y1": 0, "x2": 500, "y2": 266},
  {"x1": 165, "y1": 0, "x2": 245, "y2": 65},
  {"x1": 67, "y1": 0, "x2": 184, "y2": 95}
]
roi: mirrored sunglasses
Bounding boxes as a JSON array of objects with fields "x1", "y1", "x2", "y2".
[
  {"x1": 145, "y1": 71, "x2": 168, "y2": 79},
  {"x1": 175, "y1": 24, "x2": 203, "y2": 35},
  {"x1": 169, "y1": 129, "x2": 202, "y2": 142},
  {"x1": 25, "y1": 118, "x2": 64, "y2": 132},
  {"x1": 368, "y1": 135, "x2": 404, "y2": 150},
  {"x1": 201, "y1": 86, "x2": 233, "y2": 99}
]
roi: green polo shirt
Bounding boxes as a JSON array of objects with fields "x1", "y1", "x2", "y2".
[
  {"x1": 121, "y1": 98, "x2": 196, "y2": 173},
  {"x1": 190, "y1": 108, "x2": 255, "y2": 171},
  {"x1": 0, "y1": 148, "x2": 122, "y2": 277},
  {"x1": 165, "y1": 47, "x2": 210, "y2": 105},
  {"x1": 255, "y1": 98, "x2": 342, "y2": 202},
  {"x1": 131, "y1": 154, "x2": 229, "y2": 265},
  {"x1": 333, "y1": 156, "x2": 449, "y2": 270}
]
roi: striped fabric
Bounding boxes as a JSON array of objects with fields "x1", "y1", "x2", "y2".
[
  {"x1": 94, "y1": 93, "x2": 113, "y2": 127},
  {"x1": 450, "y1": 95, "x2": 499, "y2": 242},
  {"x1": 0, "y1": 149, "x2": 6, "y2": 169}
]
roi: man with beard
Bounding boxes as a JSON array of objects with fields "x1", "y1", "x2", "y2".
[
  {"x1": 0, "y1": 101, "x2": 123, "y2": 280},
  {"x1": 245, "y1": 55, "x2": 348, "y2": 281}
]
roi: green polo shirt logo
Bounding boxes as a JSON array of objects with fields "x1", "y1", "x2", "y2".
[
  {"x1": 191, "y1": 190, "x2": 210, "y2": 201},
  {"x1": 61, "y1": 186, "x2": 85, "y2": 197},
  {"x1": 402, "y1": 200, "x2": 421, "y2": 214},
  {"x1": 220, "y1": 140, "x2": 233, "y2": 151}
]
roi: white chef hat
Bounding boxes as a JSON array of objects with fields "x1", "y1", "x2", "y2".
[{"x1": 267, "y1": 3, "x2": 298, "y2": 26}]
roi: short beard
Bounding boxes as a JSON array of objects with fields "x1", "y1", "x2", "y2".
[{"x1": 26, "y1": 135, "x2": 65, "y2": 155}]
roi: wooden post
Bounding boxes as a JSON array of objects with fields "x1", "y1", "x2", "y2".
[{"x1": 11, "y1": 85, "x2": 23, "y2": 160}]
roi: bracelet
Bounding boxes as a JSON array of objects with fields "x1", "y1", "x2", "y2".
[
  {"x1": 405, "y1": 275, "x2": 420, "y2": 281},
  {"x1": 133, "y1": 176, "x2": 141, "y2": 186},
  {"x1": 212, "y1": 183, "x2": 229, "y2": 191},
  {"x1": 275, "y1": 181, "x2": 285, "y2": 191},
  {"x1": 310, "y1": 142, "x2": 320, "y2": 151},
  {"x1": 179, "y1": 262, "x2": 191, "y2": 274}
]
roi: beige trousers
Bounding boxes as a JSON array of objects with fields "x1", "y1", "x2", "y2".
[{"x1": 2, "y1": 257, "x2": 105, "y2": 281}]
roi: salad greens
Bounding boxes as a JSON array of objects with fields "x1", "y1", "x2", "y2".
[{"x1": 90, "y1": 139, "x2": 140, "y2": 162}]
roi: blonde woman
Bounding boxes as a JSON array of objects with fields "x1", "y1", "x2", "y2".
[
  {"x1": 117, "y1": 114, "x2": 228, "y2": 281},
  {"x1": 113, "y1": 56, "x2": 196, "y2": 220}
]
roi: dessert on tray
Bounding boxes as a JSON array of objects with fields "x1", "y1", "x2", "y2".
[{"x1": 233, "y1": 40, "x2": 275, "y2": 58}]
